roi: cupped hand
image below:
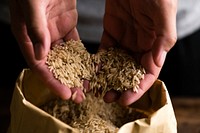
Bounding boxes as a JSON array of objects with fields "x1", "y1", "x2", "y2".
[
  {"x1": 100, "y1": 0, "x2": 177, "y2": 106},
  {"x1": 9, "y1": 0, "x2": 85, "y2": 103}
]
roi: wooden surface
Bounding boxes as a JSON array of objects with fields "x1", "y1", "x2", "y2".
[{"x1": 172, "y1": 97, "x2": 200, "y2": 133}]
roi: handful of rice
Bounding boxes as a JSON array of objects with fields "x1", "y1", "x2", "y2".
[
  {"x1": 46, "y1": 40, "x2": 94, "y2": 89},
  {"x1": 46, "y1": 39, "x2": 146, "y2": 97}
]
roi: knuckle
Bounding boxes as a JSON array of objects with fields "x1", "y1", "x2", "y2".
[
  {"x1": 160, "y1": 34, "x2": 177, "y2": 51},
  {"x1": 166, "y1": 35, "x2": 177, "y2": 47}
]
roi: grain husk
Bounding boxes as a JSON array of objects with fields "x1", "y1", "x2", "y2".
[{"x1": 46, "y1": 39, "x2": 145, "y2": 96}]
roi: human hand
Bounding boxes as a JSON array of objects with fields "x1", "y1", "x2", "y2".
[
  {"x1": 100, "y1": 0, "x2": 177, "y2": 106},
  {"x1": 9, "y1": 0, "x2": 85, "y2": 103}
]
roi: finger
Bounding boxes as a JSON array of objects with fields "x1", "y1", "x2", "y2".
[
  {"x1": 63, "y1": 28, "x2": 80, "y2": 41},
  {"x1": 32, "y1": 63, "x2": 72, "y2": 100},
  {"x1": 83, "y1": 80, "x2": 91, "y2": 92},
  {"x1": 103, "y1": 90, "x2": 121, "y2": 103},
  {"x1": 22, "y1": 0, "x2": 50, "y2": 60},
  {"x1": 46, "y1": 78, "x2": 72, "y2": 100},
  {"x1": 140, "y1": 51, "x2": 160, "y2": 96},
  {"x1": 118, "y1": 73, "x2": 156, "y2": 106},
  {"x1": 71, "y1": 88, "x2": 86, "y2": 104},
  {"x1": 141, "y1": 50, "x2": 161, "y2": 77},
  {"x1": 118, "y1": 51, "x2": 159, "y2": 106},
  {"x1": 153, "y1": 1, "x2": 177, "y2": 67},
  {"x1": 51, "y1": 39, "x2": 65, "y2": 48},
  {"x1": 152, "y1": 35, "x2": 176, "y2": 68}
]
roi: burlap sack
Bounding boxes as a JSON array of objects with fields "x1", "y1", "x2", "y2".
[{"x1": 8, "y1": 69, "x2": 177, "y2": 133}]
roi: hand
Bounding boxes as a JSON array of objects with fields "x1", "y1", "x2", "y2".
[
  {"x1": 100, "y1": 0, "x2": 177, "y2": 106},
  {"x1": 9, "y1": 0, "x2": 85, "y2": 103}
]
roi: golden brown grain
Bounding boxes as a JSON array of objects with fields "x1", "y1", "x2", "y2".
[
  {"x1": 90, "y1": 47, "x2": 145, "y2": 97},
  {"x1": 41, "y1": 93, "x2": 147, "y2": 133},
  {"x1": 44, "y1": 39, "x2": 147, "y2": 132},
  {"x1": 46, "y1": 40, "x2": 94, "y2": 90},
  {"x1": 46, "y1": 39, "x2": 145, "y2": 96}
]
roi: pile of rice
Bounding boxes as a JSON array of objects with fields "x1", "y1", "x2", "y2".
[{"x1": 41, "y1": 92, "x2": 147, "y2": 133}]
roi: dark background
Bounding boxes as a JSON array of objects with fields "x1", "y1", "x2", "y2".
[{"x1": 0, "y1": 22, "x2": 28, "y2": 133}]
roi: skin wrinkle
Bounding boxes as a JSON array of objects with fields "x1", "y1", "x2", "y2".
[
  {"x1": 106, "y1": 2, "x2": 133, "y2": 26},
  {"x1": 48, "y1": 11, "x2": 77, "y2": 42},
  {"x1": 47, "y1": 0, "x2": 76, "y2": 19},
  {"x1": 46, "y1": 1, "x2": 77, "y2": 42}
]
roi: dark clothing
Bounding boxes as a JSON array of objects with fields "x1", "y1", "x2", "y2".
[{"x1": 159, "y1": 28, "x2": 200, "y2": 96}]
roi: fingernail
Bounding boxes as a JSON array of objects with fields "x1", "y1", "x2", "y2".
[
  {"x1": 34, "y1": 43, "x2": 43, "y2": 60},
  {"x1": 155, "y1": 51, "x2": 167, "y2": 67},
  {"x1": 158, "y1": 51, "x2": 167, "y2": 67},
  {"x1": 71, "y1": 91, "x2": 78, "y2": 101}
]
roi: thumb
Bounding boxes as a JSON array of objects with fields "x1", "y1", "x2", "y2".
[
  {"x1": 152, "y1": 37, "x2": 169, "y2": 67},
  {"x1": 152, "y1": 0, "x2": 177, "y2": 67},
  {"x1": 153, "y1": 14, "x2": 177, "y2": 67},
  {"x1": 22, "y1": 0, "x2": 50, "y2": 60}
]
